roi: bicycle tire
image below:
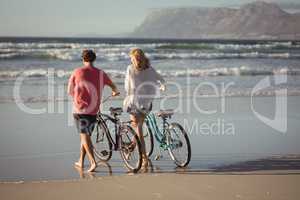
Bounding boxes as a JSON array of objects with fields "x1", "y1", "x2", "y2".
[
  {"x1": 93, "y1": 121, "x2": 113, "y2": 162},
  {"x1": 166, "y1": 122, "x2": 191, "y2": 167},
  {"x1": 119, "y1": 125, "x2": 142, "y2": 173},
  {"x1": 143, "y1": 122, "x2": 154, "y2": 157}
]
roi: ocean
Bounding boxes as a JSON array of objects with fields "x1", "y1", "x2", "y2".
[{"x1": 0, "y1": 37, "x2": 300, "y2": 181}]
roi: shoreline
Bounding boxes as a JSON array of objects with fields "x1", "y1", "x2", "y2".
[
  {"x1": 1, "y1": 172, "x2": 299, "y2": 200},
  {"x1": 1, "y1": 154, "x2": 300, "y2": 183}
]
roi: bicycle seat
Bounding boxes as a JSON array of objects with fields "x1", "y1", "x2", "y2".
[
  {"x1": 157, "y1": 109, "x2": 174, "y2": 118},
  {"x1": 109, "y1": 107, "x2": 123, "y2": 116}
]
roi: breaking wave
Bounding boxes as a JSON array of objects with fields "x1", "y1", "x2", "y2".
[
  {"x1": 0, "y1": 66, "x2": 299, "y2": 80},
  {"x1": 1, "y1": 41, "x2": 300, "y2": 61}
]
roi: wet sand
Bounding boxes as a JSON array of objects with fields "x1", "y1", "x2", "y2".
[
  {"x1": 1, "y1": 155, "x2": 300, "y2": 200},
  {"x1": 1, "y1": 171, "x2": 299, "y2": 200},
  {"x1": 1, "y1": 96, "x2": 300, "y2": 181}
]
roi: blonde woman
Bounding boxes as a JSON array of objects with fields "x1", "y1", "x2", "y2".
[{"x1": 123, "y1": 48, "x2": 165, "y2": 167}]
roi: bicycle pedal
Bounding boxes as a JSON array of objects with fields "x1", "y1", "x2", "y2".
[
  {"x1": 154, "y1": 155, "x2": 162, "y2": 160},
  {"x1": 124, "y1": 152, "x2": 131, "y2": 160}
]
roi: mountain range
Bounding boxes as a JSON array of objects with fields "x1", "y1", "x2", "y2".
[{"x1": 131, "y1": 1, "x2": 300, "y2": 39}]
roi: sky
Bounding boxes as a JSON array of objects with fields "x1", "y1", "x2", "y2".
[{"x1": 0, "y1": 0, "x2": 298, "y2": 37}]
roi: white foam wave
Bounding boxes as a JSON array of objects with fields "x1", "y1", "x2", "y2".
[
  {"x1": 215, "y1": 42, "x2": 300, "y2": 50},
  {"x1": 158, "y1": 66, "x2": 300, "y2": 77},
  {"x1": 150, "y1": 52, "x2": 299, "y2": 60},
  {"x1": 1, "y1": 88, "x2": 300, "y2": 104},
  {"x1": 0, "y1": 67, "x2": 299, "y2": 80},
  {"x1": 1, "y1": 41, "x2": 299, "y2": 61},
  {"x1": 0, "y1": 69, "x2": 126, "y2": 79}
]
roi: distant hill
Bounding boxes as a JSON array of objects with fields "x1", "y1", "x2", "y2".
[{"x1": 131, "y1": 1, "x2": 300, "y2": 39}]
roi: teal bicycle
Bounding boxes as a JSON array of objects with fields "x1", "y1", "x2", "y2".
[{"x1": 144, "y1": 109, "x2": 191, "y2": 167}]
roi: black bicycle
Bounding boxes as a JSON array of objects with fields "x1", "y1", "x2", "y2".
[{"x1": 92, "y1": 104, "x2": 142, "y2": 173}]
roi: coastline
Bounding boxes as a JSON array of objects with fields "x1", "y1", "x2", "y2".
[{"x1": 1, "y1": 171, "x2": 299, "y2": 200}]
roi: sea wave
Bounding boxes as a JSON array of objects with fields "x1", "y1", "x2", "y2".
[
  {"x1": 159, "y1": 67, "x2": 300, "y2": 77},
  {"x1": 0, "y1": 67, "x2": 299, "y2": 79},
  {"x1": 156, "y1": 41, "x2": 300, "y2": 50},
  {"x1": 1, "y1": 50, "x2": 299, "y2": 61},
  {"x1": 1, "y1": 41, "x2": 300, "y2": 61},
  {"x1": 149, "y1": 52, "x2": 300, "y2": 60},
  {"x1": 1, "y1": 89, "x2": 300, "y2": 104},
  {"x1": 0, "y1": 69, "x2": 125, "y2": 79},
  {"x1": 1, "y1": 41, "x2": 299, "y2": 51},
  {"x1": 0, "y1": 42, "x2": 154, "y2": 50}
]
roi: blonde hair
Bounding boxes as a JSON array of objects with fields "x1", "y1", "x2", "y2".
[{"x1": 129, "y1": 48, "x2": 150, "y2": 71}]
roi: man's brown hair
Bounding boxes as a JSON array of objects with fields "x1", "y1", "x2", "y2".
[{"x1": 82, "y1": 49, "x2": 96, "y2": 62}]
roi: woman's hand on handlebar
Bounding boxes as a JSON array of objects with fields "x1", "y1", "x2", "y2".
[{"x1": 159, "y1": 84, "x2": 166, "y2": 92}]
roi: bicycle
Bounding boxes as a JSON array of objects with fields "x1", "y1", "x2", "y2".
[
  {"x1": 144, "y1": 109, "x2": 191, "y2": 167},
  {"x1": 91, "y1": 96, "x2": 143, "y2": 173}
]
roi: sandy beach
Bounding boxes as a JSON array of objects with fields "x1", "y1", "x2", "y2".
[
  {"x1": 1, "y1": 171, "x2": 299, "y2": 200},
  {"x1": 2, "y1": 155, "x2": 300, "y2": 199}
]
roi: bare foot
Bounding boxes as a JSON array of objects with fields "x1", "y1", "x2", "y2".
[
  {"x1": 140, "y1": 167, "x2": 149, "y2": 173},
  {"x1": 142, "y1": 155, "x2": 149, "y2": 168},
  {"x1": 87, "y1": 163, "x2": 97, "y2": 173},
  {"x1": 74, "y1": 161, "x2": 84, "y2": 169}
]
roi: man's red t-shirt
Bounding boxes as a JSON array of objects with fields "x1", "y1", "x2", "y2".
[{"x1": 68, "y1": 65, "x2": 112, "y2": 115}]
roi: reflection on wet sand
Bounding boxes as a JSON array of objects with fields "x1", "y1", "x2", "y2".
[
  {"x1": 74, "y1": 155, "x2": 300, "y2": 179},
  {"x1": 74, "y1": 161, "x2": 112, "y2": 179},
  {"x1": 74, "y1": 158, "x2": 196, "y2": 179}
]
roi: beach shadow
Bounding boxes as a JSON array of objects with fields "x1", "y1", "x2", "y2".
[
  {"x1": 213, "y1": 156, "x2": 300, "y2": 172},
  {"x1": 74, "y1": 155, "x2": 300, "y2": 177},
  {"x1": 145, "y1": 155, "x2": 300, "y2": 175}
]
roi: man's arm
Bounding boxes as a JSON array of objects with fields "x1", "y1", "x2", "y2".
[
  {"x1": 67, "y1": 73, "x2": 75, "y2": 96},
  {"x1": 107, "y1": 82, "x2": 119, "y2": 96},
  {"x1": 102, "y1": 71, "x2": 119, "y2": 96}
]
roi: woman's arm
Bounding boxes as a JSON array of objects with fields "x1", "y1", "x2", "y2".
[
  {"x1": 124, "y1": 66, "x2": 131, "y2": 95},
  {"x1": 153, "y1": 68, "x2": 166, "y2": 91}
]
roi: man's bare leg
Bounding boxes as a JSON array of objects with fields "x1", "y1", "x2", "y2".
[
  {"x1": 80, "y1": 133, "x2": 97, "y2": 172},
  {"x1": 74, "y1": 143, "x2": 86, "y2": 168}
]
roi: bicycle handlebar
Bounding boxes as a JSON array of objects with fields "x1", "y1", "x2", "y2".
[
  {"x1": 101, "y1": 92, "x2": 121, "y2": 104},
  {"x1": 101, "y1": 95, "x2": 113, "y2": 104}
]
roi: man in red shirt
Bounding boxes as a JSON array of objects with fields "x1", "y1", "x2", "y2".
[{"x1": 68, "y1": 50, "x2": 119, "y2": 172}]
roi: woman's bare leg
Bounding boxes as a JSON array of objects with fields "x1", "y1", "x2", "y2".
[
  {"x1": 131, "y1": 115, "x2": 148, "y2": 166},
  {"x1": 80, "y1": 133, "x2": 97, "y2": 172}
]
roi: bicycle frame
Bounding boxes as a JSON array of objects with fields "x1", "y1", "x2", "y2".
[
  {"x1": 96, "y1": 112, "x2": 121, "y2": 151},
  {"x1": 145, "y1": 112, "x2": 170, "y2": 149}
]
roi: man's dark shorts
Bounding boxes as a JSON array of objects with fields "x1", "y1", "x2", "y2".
[{"x1": 73, "y1": 114, "x2": 97, "y2": 136}]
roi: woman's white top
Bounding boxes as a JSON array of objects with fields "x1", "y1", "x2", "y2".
[{"x1": 123, "y1": 65, "x2": 165, "y2": 113}]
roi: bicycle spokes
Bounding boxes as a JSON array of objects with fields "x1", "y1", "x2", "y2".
[
  {"x1": 93, "y1": 122, "x2": 112, "y2": 162},
  {"x1": 166, "y1": 123, "x2": 191, "y2": 167},
  {"x1": 119, "y1": 126, "x2": 142, "y2": 172},
  {"x1": 96, "y1": 128, "x2": 105, "y2": 143}
]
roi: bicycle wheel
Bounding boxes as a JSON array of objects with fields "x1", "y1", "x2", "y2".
[
  {"x1": 92, "y1": 121, "x2": 112, "y2": 162},
  {"x1": 143, "y1": 122, "x2": 154, "y2": 157},
  {"x1": 119, "y1": 125, "x2": 142, "y2": 173},
  {"x1": 166, "y1": 122, "x2": 191, "y2": 167}
]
